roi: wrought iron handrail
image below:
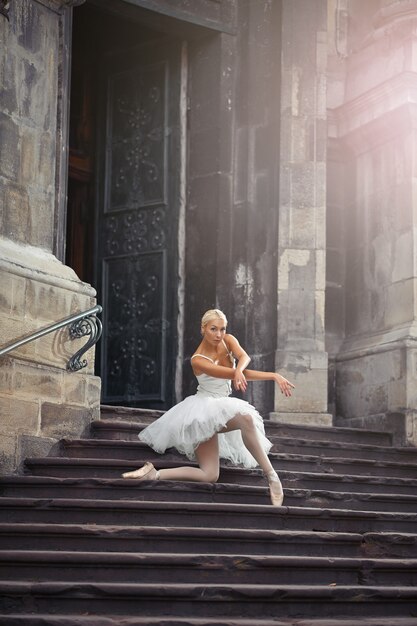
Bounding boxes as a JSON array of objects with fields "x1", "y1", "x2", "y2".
[{"x1": 0, "y1": 305, "x2": 103, "y2": 372}]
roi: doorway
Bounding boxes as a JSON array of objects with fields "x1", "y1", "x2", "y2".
[{"x1": 67, "y1": 3, "x2": 183, "y2": 409}]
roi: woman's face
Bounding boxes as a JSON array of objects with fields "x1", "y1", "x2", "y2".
[{"x1": 202, "y1": 317, "x2": 227, "y2": 345}]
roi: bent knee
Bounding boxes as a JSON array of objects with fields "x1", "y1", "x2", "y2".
[
  {"x1": 203, "y1": 468, "x2": 220, "y2": 483},
  {"x1": 238, "y1": 413, "x2": 256, "y2": 430}
]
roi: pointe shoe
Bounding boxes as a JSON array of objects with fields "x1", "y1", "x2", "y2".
[
  {"x1": 122, "y1": 461, "x2": 158, "y2": 480},
  {"x1": 265, "y1": 470, "x2": 284, "y2": 506},
  {"x1": 269, "y1": 479, "x2": 284, "y2": 506}
]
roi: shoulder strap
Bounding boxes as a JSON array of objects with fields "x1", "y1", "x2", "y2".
[
  {"x1": 191, "y1": 354, "x2": 215, "y2": 363},
  {"x1": 222, "y1": 339, "x2": 234, "y2": 364}
]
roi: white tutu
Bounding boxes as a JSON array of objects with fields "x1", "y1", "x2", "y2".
[{"x1": 138, "y1": 373, "x2": 272, "y2": 469}]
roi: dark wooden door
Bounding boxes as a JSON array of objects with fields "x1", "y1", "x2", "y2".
[{"x1": 96, "y1": 39, "x2": 182, "y2": 409}]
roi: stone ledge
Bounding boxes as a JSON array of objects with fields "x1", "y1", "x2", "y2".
[
  {"x1": 0, "y1": 236, "x2": 95, "y2": 296},
  {"x1": 269, "y1": 412, "x2": 333, "y2": 427}
]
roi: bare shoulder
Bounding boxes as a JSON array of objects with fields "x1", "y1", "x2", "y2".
[{"x1": 224, "y1": 334, "x2": 241, "y2": 350}]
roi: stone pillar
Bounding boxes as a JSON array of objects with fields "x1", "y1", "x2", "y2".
[
  {"x1": 271, "y1": 0, "x2": 331, "y2": 426},
  {"x1": 331, "y1": 0, "x2": 417, "y2": 445},
  {"x1": 0, "y1": 0, "x2": 100, "y2": 474}
]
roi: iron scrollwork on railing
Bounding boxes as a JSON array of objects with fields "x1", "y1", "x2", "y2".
[
  {"x1": 0, "y1": 305, "x2": 103, "y2": 372},
  {"x1": 67, "y1": 314, "x2": 103, "y2": 372}
]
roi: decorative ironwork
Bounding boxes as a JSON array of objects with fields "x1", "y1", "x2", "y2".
[
  {"x1": 68, "y1": 315, "x2": 103, "y2": 372},
  {"x1": 102, "y1": 253, "x2": 166, "y2": 401},
  {"x1": 106, "y1": 62, "x2": 166, "y2": 213},
  {"x1": 0, "y1": 305, "x2": 103, "y2": 373},
  {"x1": 104, "y1": 208, "x2": 166, "y2": 257},
  {"x1": 0, "y1": 1, "x2": 10, "y2": 21},
  {"x1": 97, "y1": 42, "x2": 182, "y2": 407}
]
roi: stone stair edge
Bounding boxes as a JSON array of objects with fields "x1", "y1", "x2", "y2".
[
  {"x1": 24, "y1": 453, "x2": 417, "y2": 471},
  {"x1": 2, "y1": 496, "x2": 417, "y2": 520},
  {"x1": 63, "y1": 436, "x2": 417, "y2": 456},
  {"x1": 4, "y1": 475, "x2": 417, "y2": 505},
  {"x1": 0, "y1": 580, "x2": 416, "y2": 598},
  {"x1": 3, "y1": 549, "x2": 417, "y2": 569},
  {"x1": 2, "y1": 617, "x2": 417, "y2": 626},
  {"x1": 11, "y1": 468, "x2": 417, "y2": 488},
  {"x1": 0, "y1": 521, "x2": 369, "y2": 539},
  {"x1": 94, "y1": 414, "x2": 394, "y2": 440}
]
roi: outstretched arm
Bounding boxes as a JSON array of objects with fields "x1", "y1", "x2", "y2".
[{"x1": 243, "y1": 369, "x2": 295, "y2": 397}]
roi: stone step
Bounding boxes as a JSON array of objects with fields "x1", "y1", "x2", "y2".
[
  {"x1": 62, "y1": 437, "x2": 417, "y2": 464},
  {"x1": 1, "y1": 498, "x2": 417, "y2": 533},
  {"x1": 12, "y1": 464, "x2": 417, "y2": 497},
  {"x1": 100, "y1": 406, "x2": 164, "y2": 424},
  {"x1": 2, "y1": 476, "x2": 417, "y2": 513},
  {"x1": 3, "y1": 551, "x2": 417, "y2": 586},
  {"x1": 24, "y1": 453, "x2": 417, "y2": 480},
  {"x1": 2, "y1": 616, "x2": 417, "y2": 626},
  {"x1": 283, "y1": 469, "x2": 417, "y2": 496},
  {"x1": 0, "y1": 582, "x2": 416, "y2": 618},
  {"x1": 92, "y1": 418, "x2": 393, "y2": 446},
  {"x1": 2, "y1": 523, "x2": 415, "y2": 559}
]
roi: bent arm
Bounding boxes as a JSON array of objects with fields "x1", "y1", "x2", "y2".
[
  {"x1": 244, "y1": 368, "x2": 295, "y2": 397},
  {"x1": 225, "y1": 334, "x2": 250, "y2": 391},
  {"x1": 191, "y1": 359, "x2": 236, "y2": 380}
]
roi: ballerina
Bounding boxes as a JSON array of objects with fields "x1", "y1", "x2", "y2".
[{"x1": 122, "y1": 308, "x2": 294, "y2": 505}]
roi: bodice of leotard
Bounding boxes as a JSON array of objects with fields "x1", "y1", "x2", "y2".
[
  {"x1": 191, "y1": 346, "x2": 234, "y2": 398},
  {"x1": 195, "y1": 372, "x2": 232, "y2": 398}
]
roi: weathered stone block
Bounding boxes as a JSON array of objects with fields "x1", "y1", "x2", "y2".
[
  {"x1": 40, "y1": 402, "x2": 92, "y2": 439},
  {"x1": 385, "y1": 278, "x2": 414, "y2": 327},
  {"x1": 0, "y1": 315, "x2": 38, "y2": 360},
  {"x1": 13, "y1": 362, "x2": 63, "y2": 400},
  {"x1": 18, "y1": 434, "x2": 58, "y2": 468},
  {"x1": 29, "y1": 190, "x2": 54, "y2": 250},
  {"x1": 64, "y1": 373, "x2": 87, "y2": 406},
  {"x1": 26, "y1": 281, "x2": 73, "y2": 322},
  {"x1": 0, "y1": 359, "x2": 13, "y2": 394},
  {"x1": 87, "y1": 375, "x2": 102, "y2": 408},
  {"x1": 0, "y1": 395, "x2": 39, "y2": 435},
  {"x1": 288, "y1": 288, "x2": 316, "y2": 340},
  {"x1": 0, "y1": 113, "x2": 20, "y2": 182},
  {"x1": 0, "y1": 46, "x2": 18, "y2": 117},
  {"x1": 270, "y1": 411, "x2": 332, "y2": 426},
  {"x1": 289, "y1": 249, "x2": 315, "y2": 289},
  {"x1": 3, "y1": 183, "x2": 30, "y2": 243},
  {"x1": 0, "y1": 434, "x2": 18, "y2": 474},
  {"x1": 388, "y1": 379, "x2": 407, "y2": 409},
  {"x1": 275, "y1": 350, "x2": 328, "y2": 414}
]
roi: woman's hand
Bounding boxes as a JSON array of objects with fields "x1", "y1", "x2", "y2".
[
  {"x1": 275, "y1": 373, "x2": 295, "y2": 397},
  {"x1": 233, "y1": 370, "x2": 247, "y2": 392}
]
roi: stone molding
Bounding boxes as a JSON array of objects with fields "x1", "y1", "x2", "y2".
[
  {"x1": 0, "y1": 237, "x2": 95, "y2": 297},
  {"x1": 329, "y1": 71, "x2": 417, "y2": 146},
  {"x1": 33, "y1": 0, "x2": 85, "y2": 10},
  {"x1": 373, "y1": 0, "x2": 417, "y2": 31},
  {"x1": 336, "y1": 300, "x2": 417, "y2": 364}
]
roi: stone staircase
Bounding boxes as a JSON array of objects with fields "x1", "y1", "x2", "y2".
[{"x1": 0, "y1": 405, "x2": 417, "y2": 625}]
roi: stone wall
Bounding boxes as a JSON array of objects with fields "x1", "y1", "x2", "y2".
[
  {"x1": 327, "y1": 0, "x2": 417, "y2": 445},
  {"x1": 0, "y1": 0, "x2": 100, "y2": 474}
]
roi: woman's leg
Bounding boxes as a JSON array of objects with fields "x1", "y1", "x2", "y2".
[
  {"x1": 157, "y1": 434, "x2": 220, "y2": 482},
  {"x1": 123, "y1": 435, "x2": 220, "y2": 482},
  {"x1": 220, "y1": 413, "x2": 274, "y2": 475},
  {"x1": 221, "y1": 413, "x2": 283, "y2": 505}
]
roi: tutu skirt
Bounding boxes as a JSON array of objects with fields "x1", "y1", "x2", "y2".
[{"x1": 138, "y1": 393, "x2": 272, "y2": 469}]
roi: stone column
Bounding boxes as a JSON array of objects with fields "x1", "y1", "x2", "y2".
[
  {"x1": 271, "y1": 0, "x2": 331, "y2": 426},
  {"x1": 0, "y1": 0, "x2": 99, "y2": 474}
]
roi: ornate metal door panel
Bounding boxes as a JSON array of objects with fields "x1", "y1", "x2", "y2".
[{"x1": 97, "y1": 40, "x2": 181, "y2": 408}]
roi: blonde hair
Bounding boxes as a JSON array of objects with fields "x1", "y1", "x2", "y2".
[{"x1": 201, "y1": 308, "x2": 228, "y2": 329}]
